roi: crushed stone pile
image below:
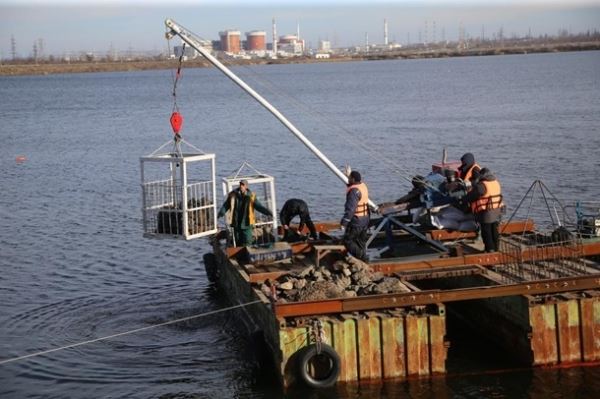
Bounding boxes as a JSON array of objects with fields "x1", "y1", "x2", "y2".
[{"x1": 260, "y1": 257, "x2": 411, "y2": 303}]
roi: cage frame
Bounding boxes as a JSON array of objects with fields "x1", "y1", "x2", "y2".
[
  {"x1": 221, "y1": 172, "x2": 278, "y2": 245},
  {"x1": 141, "y1": 151, "x2": 218, "y2": 240}
]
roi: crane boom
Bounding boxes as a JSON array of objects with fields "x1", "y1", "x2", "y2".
[{"x1": 164, "y1": 18, "x2": 378, "y2": 211}]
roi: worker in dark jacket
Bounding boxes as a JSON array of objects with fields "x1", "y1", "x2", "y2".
[
  {"x1": 465, "y1": 168, "x2": 504, "y2": 252},
  {"x1": 394, "y1": 175, "x2": 427, "y2": 210},
  {"x1": 218, "y1": 180, "x2": 273, "y2": 247},
  {"x1": 280, "y1": 198, "x2": 318, "y2": 241},
  {"x1": 341, "y1": 170, "x2": 370, "y2": 262}
]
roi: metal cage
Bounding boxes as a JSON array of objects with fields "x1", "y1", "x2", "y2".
[
  {"x1": 140, "y1": 141, "x2": 217, "y2": 240},
  {"x1": 221, "y1": 163, "x2": 277, "y2": 246}
]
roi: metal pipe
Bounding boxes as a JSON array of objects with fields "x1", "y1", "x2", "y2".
[{"x1": 165, "y1": 18, "x2": 378, "y2": 210}]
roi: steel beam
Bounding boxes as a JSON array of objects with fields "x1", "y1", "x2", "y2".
[
  {"x1": 274, "y1": 274, "x2": 600, "y2": 318},
  {"x1": 372, "y1": 241, "x2": 600, "y2": 274}
]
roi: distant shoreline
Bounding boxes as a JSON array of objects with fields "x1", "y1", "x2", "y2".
[{"x1": 1, "y1": 41, "x2": 599, "y2": 77}]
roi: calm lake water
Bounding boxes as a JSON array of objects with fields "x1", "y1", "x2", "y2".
[{"x1": 1, "y1": 51, "x2": 600, "y2": 398}]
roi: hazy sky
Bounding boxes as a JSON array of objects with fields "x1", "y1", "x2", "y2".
[{"x1": 1, "y1": 0, "x2": 599, "y2": 57}]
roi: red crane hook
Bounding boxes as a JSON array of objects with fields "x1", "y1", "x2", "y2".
[{"x1": 170, "y1": 111, "x2": 183, "y2": 134}]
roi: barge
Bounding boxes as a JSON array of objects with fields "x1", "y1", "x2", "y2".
[
  {"x1": 204, "y1": 194, "x2": 600, "y2": 388},
  {"x1": 140, "y1": 19, "x2": 600, "y2": 389}
]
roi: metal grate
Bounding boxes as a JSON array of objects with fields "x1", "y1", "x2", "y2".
[{"x1": 495, "y1": 234, "x2": 586, "y2": 283}]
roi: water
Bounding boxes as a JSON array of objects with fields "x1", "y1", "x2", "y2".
[{"x1": 1, "y1": 51, "x2": 600, "y2": 398}]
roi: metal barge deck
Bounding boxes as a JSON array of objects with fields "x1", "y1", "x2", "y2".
[{"x1": 207, "y1": 220, "x2": 600, "y2": 388}]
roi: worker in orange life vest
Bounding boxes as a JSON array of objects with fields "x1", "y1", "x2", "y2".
[
  {"x1": 446, "y1": 152, "x2": 482, "y2": 211},
  {"x1": 465, "y1": 168, "x2": 504, "y2": 252},
  {"x1": 458, "y1": 152, "x2": 481, "y2": 190},
  {"x1": 341, "y1": 170, "x2": 370, "y2": 262}
]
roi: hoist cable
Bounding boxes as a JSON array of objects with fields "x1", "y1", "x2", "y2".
[{"x1": 171, "y1": 42, "x2": 186, "y2": 113}]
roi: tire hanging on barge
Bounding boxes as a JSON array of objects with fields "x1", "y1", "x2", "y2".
[{"x1": 294, "y1": 343, "x2": 341, "y2": 389}]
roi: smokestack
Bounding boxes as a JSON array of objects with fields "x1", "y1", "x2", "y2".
[
  {"x1": 272, "y1": 17, "x2": 277, "y2": 54},
  {"x1": 384, "y1": 18, "x2": 388, "y2": 46},
  {"x1": 297, "y1": 21, "x2": 300, "y2": 40}
]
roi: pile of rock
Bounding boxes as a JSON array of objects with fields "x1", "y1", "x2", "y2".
[{"x1": 259, "y1": 257, "x2": 411, "y2": 303}]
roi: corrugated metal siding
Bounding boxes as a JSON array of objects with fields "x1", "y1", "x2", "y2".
[
  {"x1": 581, "y1": 297, "x2": 600, "y2": 361},
  {"x1": 279, "y1": 306, "x2": 447, "y2": 386},
  {"x1": 529, "y1": 296, "x2": 600, "y2": 365}
]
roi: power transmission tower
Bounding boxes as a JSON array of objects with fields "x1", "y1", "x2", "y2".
[
  {"x1": 32, "y1": 41, "x2": 38, "y2": 63},
  {"x1": 11, "y1": 34, "x2": 17, "y2": 60},
  {"x1": 37, "y1": 38, "x2": 44, "y2": 60}
]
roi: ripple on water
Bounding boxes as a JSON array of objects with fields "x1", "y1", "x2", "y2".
[{"x1": 1, "y1": 284, "x2": 251, "y2": 397}]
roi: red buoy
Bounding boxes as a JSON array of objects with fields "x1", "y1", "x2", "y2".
[{"x1": 170, "y1": 111, "x2": 183, "y2": 134}]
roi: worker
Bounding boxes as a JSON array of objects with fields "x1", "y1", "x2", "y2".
[
  {"x1": 465, "y1": 168, "x2": 504, "y2": 252},
  {"x1": 458, "y1": 152, "x2": 481, "y2": 189},
  {"x1": 341, "y1": 170, "x2": 370, "y2": 262},
  {"x1": 217, "y1": 180, "x2": 273, "y2": 247},
  {"x1": 444, "y1": 153, "x2": 482, "y2": 213},
  {"x1": 397, "y1": 175, "x2": 430, "y2": 208},
  {"x1": 279, "y1": 198, "x2": 318, "y2": 241}
]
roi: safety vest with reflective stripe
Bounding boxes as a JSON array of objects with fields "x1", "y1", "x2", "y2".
[
  {"x1": 461, "y1": 163, "x2": 481, "y2": 183},
  {"x1": 471, "y1": 179, "x2": 504, "y2": 214},
  {"x1": 346, "y1": 182, "x2": 369, "y2": 217}
]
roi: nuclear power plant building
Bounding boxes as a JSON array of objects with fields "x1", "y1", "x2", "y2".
[
  {"x1": 245, "y1": 31, "x2": 267, "y2": 51},
  {"x1": 219, "y1": 30, "x2": 241, "y2": 53}
]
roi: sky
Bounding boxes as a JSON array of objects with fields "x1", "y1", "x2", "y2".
[{"x1": 1, "y1": 0, "x2": 600, "y2": 58}]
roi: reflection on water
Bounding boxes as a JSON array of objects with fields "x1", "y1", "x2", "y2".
[{"x1": 1, "y1": 51, "x2": 600, "y2": 398}]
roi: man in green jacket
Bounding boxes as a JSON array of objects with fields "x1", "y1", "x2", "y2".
[{"x1": 218, "y1": 180, "x2": 273, "y2": 247}]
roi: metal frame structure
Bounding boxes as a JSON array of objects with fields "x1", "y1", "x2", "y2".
[
  {"x1": 222, "y1": 175, "x2": 278, "y2": 246},
  {"x1": 141, "y1": 143, "x2": 218, "y2": 240},
  {"x1": 163, "y1": 18, "x2": 455, "y2": 253},
  {"x1": 273, "y1": 273, "x2": 600, "y2": 317}
]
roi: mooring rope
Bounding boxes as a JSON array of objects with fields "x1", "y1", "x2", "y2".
[{"x1": 0, "y1": 299, "x2": 262, "y2": 366}]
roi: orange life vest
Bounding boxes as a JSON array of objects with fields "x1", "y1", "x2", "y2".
[
  {"x1": 471, "y1": 179, "x2": 504, "y2": 214},
  {"x1": 346, "y1": 182, "x2": 369, "y2": 217},
  {"x1": 461, "y1": 163, "x2": 481, "y2": 183}
]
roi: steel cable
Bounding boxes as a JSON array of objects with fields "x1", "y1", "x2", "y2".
[{"x1": 0, "y1": 299, "x2": 262, "y2": 366}]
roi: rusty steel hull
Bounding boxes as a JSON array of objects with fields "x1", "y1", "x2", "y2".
[
  {"x1": 280, "y1": 308, "x2": 447, "y2": 385},
  {"x1": 210, "y1": 243, "x2": 449, "y2": 387},
  {"x1": 529, "y1": 295, "x2": 600, "y2": 364},
  {"x1": 208, "y1": 232, "x2": 600, "y2": 387}
]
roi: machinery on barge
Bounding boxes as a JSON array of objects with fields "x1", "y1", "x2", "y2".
[{"x1": 140, "y1": 19, "x2": 600, "y2": 389}]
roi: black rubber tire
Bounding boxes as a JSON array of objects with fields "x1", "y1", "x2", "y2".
[
  {"x1": 203, "y1": 253, "x2": 218, "y2": 282},
  {"x1": 295, "y1": 343, "x2": 340, "y2": 389}
]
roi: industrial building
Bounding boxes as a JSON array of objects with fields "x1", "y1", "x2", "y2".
[
  {"x1": 277, "y1": 34, "x2": 305, "y2": 55},
  {"x1": 219, "y1": 30, "x2": 241, "y2": 53},
  {"x1": 245, "y1": 31, "x2": 267, "y2": 51}
]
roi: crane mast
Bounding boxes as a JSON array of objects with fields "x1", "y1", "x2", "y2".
[{"x1": 164, "y1": 18, "x2": 378, "y2": 211}]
